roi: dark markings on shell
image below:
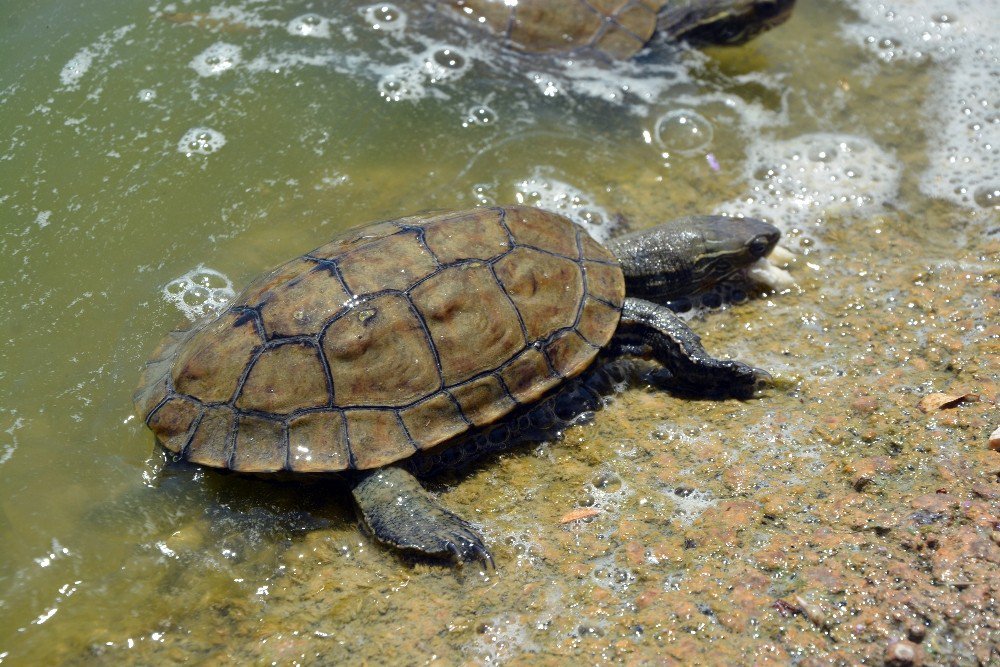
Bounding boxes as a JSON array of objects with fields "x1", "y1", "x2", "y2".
[{"x1": 232, "y1": 305, "x2": 267, "y2": 341}]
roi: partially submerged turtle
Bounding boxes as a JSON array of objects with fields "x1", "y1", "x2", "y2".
[
  {"x1": 448, "y1": 0, "x2": 797, "y2": 59},
  {"x1": 135, "y1": 206, "x2": 783, "y2": 563}
]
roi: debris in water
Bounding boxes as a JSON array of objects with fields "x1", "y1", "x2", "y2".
[
  {"x1": 916, "y1": 392, "x2": 975, "y2": 413},
  {"x1": 559, "y1": 508, "x2": 600, "y2": 524}
]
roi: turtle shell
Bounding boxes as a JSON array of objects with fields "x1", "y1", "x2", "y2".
[
  {"x1": 135, "y1": 206, "x2": 625, "y2": 473},
  {"x1": 451, "y1": 0, "x2": 666, "y2": 59}
]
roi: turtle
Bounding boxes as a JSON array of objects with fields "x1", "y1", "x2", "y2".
[
  {"x1": 135, "y1": 206, "x2": 781, "y2": 564},
  {"x1": 447, "y1": 0, "x2": 797, "y2": 59}
]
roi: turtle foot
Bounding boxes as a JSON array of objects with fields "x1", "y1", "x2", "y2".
[{"x1": 351, "y1": 466, "x2": 493, "y2": 567}]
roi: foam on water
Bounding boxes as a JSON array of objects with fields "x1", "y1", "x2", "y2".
[
  {"x1": 471, "y1": 612, "x2": 540, "y2": 664},
  {"x1": 189, "y1": 42, "x2": 242, "y2": 77},
  {"x1": 375, "y1": 43, "x2": 474, "y2": 102},
  {"x1": 715, "y1": 133, "x2": 901, "y2": 234},
  {"x1": 664, "y1": 487, "x2": 716, "y2": 526},
  {"x1": 359, "y1": 4, "x2": 408, "y2": 38},
  {"x1": 177, "y1": 127, "x2": 227, "y2": 156},
  {"x1": 163, "y1": 266, "x2": 235, "y2": 320},
  {"x1": 58, "y1": 25, "x2": 134, "y2": 90},
  {"x1": 510, "y1": 169, "x2": 616, "y2": 242},
  {"x1": 286, "y1": 14, "x2": 331, "y2": 39},
  {"x1": 526, "y1": 57, "x2": 688, "y2": 108},
  {"x1": 841, "y1": 0, "x2": 1000, "y2": 209}
]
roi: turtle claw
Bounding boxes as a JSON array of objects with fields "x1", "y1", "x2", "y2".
[{"x1": 442, "y1": 529, "x2": 494, "y2": 568}]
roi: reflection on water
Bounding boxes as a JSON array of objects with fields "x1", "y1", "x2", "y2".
[{"x1": 0, "y1": 0, "x2": 997, "y2": 663}]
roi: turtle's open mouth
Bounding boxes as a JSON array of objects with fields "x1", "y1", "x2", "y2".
[{"x1": 744, "y1": 244, "x2": 796, "y2": 291}]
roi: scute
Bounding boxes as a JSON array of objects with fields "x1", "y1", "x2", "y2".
[
  {"x1": 135, "y1": 206, "x2": 625, "y2": 473},
  {"x1": 452, "y1": 0, "x2": 665, "y2": 58},
  {"x1": 321, "y1": 293, "x2": 440, "y2": 407},
  {"x1": 494, "y1": 247, "x2": 583, "y2": 341},
  {"x1": 337, "y1": 229, "x2": 439, "y2": 295},
  {"x1": 236, "y1": 342, "x2": 329, "y2": 414},
  {"x1": 259, "y1": 263, "x2": 351, "y2": 337},
  {"x1": 410, "y1": 261, "x2": 524, "y2": 386},
  {"x1": 232, "y1": 415, "x2": 286, "y2": 472},
  {"x1": 172, "y1": 310, "x2": 261, "y2": 404}
]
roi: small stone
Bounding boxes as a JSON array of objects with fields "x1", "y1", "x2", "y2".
[
  {"x1": 624, "y1": 540, "x2": 645, "y2": 566},
  {"x1": 851, "y1": 396, "x2": 879, "y2": 414},
  {"x1": 989, "y1": 425, "x2": 1000, "y2": 451},
  {"x1": 971, "y1": 483, "x2": 999, "y2": 500},
  {"x1": 634, "y1": 588, "x2": 659, "y2": 610},
  {"x1": 885, "y1": 639, "x2": 922, "y2": 666},
  {"x1": 906, "y1": 624, "x2": 926, "y2": 642}
]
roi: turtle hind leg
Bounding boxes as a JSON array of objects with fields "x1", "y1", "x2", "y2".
[{"x1": 350, "y1": 465, "x2": 493, "y2": 566}]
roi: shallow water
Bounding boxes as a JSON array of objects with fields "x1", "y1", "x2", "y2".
[{"x1": 1, "y1": 0, "x2": 998, "y2": 663}]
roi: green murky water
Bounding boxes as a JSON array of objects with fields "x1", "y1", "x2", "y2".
[{"x1": 2, "y1": 0, "x2": 998, "y2": 663}]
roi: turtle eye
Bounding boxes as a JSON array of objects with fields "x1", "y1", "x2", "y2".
[{"x1": 748, "y1": 235, "x2": 771, "y2": 258}]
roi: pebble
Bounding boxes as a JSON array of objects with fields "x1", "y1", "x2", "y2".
[
  {"x1": 851, "y1": 396, "x2": 879, "y2": 414},
  {"x1": 988, "y1": 425, "x2": 1000, "y2": 451},
  {"x1": 884, "y1": 639, "x2": 922, "y2": 666}
]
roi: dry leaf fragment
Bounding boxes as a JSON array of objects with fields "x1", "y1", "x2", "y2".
[
  {"x1": 559, "y1": 507, "x2": 600, "y2": 524},
  {"x1": 917, "y1": 392, "x2": 973, "y2": 413}
]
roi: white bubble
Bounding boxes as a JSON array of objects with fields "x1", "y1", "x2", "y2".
[
  {"x1": 360, "y1": 4, "x2": 407, "y2": 36},
  {"x1": 653, "y1": 109, "x2": 714, "y2": 155},
  {"x1": 423, "y1": 46, "x2": 470, "y2": 83},
  {"x1": 177, "y1": 127, "x2": 227, "y2": 156},
  {"x1": 189, "y1": 42, "x2": 242, "y2": 77},
  {"x1": 163, "y1": 266, "x2": 235, "y2": 320},
  {"x1": 665, "y1": 487, "x2": 717, "y2": 526},
  {"x1": 471, "y1": 183, "x2": 496, "y2": 205},
  {"x1": 376, "y1": 71, "x2": 426, "y2": 102},
  {"x1": 462, "y1": 104, "x2": 497, "y2": 127},
  {"x1": 287, "y1": 14, "x2": 331, "y2": 39},
  {"x1": 137, "y1": 88, "x2": 156, "y2": 102}
]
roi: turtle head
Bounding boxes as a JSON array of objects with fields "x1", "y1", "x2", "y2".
[
  {"x1": 689, "y1": 216, "x2": 780, "y2": 284},
  {"x1": 607, "y1": 215, "x2": 780, "y2": 301},
  {"x1": 659, "y1": 0, "x2": 796, "y2": 46}
]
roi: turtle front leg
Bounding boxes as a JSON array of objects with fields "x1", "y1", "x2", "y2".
[
  {"x1": 351, "y1": 465, "x2": 493, "y2": 566},
  {"x1": 609, "y1": 297, "x2": 768, "y2": 397}
]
